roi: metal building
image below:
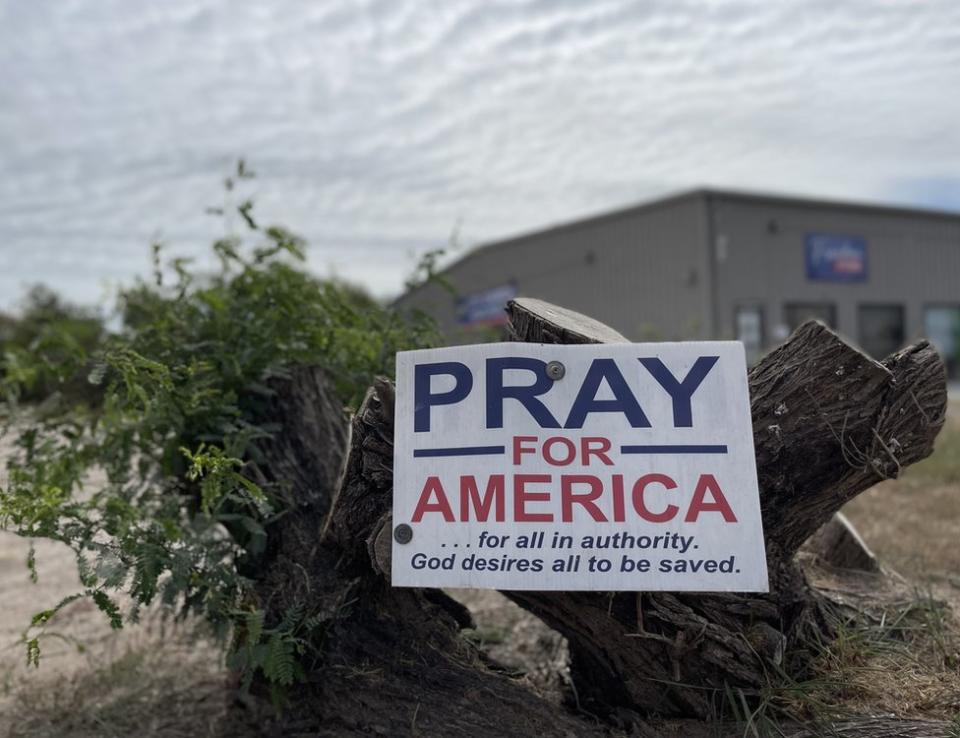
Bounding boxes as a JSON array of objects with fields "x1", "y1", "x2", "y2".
[{"x1": 397, "y1": 189, "x2": 960, "y2": 377}]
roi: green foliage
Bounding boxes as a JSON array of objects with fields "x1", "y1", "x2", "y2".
[
  {"x1": 403, "y1": 247, "x2": 454, "y2": 295},
  {"x1": 228, "y1": 604, "x2": 323, "y2": 707},
  {"x1": 0, "y1": 161, "x2": 438, "y2": 697},
  {"x1": 25, "y1": 637, "x2": 40, "y2": 668},
  {"x1": 0, "y1": 285, "x2": 107, "y2": 408}
]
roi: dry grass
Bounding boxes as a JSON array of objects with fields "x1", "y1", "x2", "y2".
[
  {"x1": 761, "y1": 397, "x2": 960, "y2": 730},
  {"x1": 845, "y1": 399, "x2": 960, "y2": 608},
  {"x1": 453, "y1": 587, "x2": 569, "y2": 702},
  {"x1": 711, "y1": 593, "x2": 960, "y2": 737},
  {"x1": 2, "y1": 626, "x2": 257, "y2": 738},
  {"x1": 800, "y1": 596, "x2": 959, "y2": 717}
]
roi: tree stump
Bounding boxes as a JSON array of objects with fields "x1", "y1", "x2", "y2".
[
  {"x1": 246, "y1": 372, "x2": 598, "y2": 736},
  {"x1": 242, "y1": 297, "x2": 948, "y2": 736},
  {"x1": 502, "y1": 297, "x2": 946, "y2": 718}
]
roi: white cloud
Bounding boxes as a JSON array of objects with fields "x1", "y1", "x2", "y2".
[{"x1": 1, "y1": 0, "x2": 959, "y2": 309}]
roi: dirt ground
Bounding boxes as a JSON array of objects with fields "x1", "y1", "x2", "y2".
[{"x1": 1, "y1": 402, "x2": 958, "y2": 736}]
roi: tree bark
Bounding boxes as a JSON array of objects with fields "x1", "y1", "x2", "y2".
[
  {"x1": 802, "y1": 512, "x2": 879, "y2": 572},
  {"x1": 246, "y1": 372, "x2": 600, "y2": 737},
  {"x1": 501, "y1": 298, "x2": 947, "y2": 719}
]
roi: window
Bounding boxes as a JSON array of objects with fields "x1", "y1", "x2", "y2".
[
  {"x1": 784, "y1": 303, "x2": 837, "y2": 332},
  {"x1": 734, "y1": 305, "x2": 764, "y2": 365},
  {"x1": 924, "y1": 305, "x2": 960, "y2": 379},
  {"x1": 858, "y1": 304, "x2": 905, "y2": 360}
]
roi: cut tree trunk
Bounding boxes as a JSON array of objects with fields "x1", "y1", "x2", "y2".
[
  {"x1": 245, "y1": 373, "x2": 600, "y2": 737},
  {"x1": 802, "y1": 512, "x2": 879, "y2": 572},
  {"x1": 240, "y1": 297, "x2": 948, "y2": 735},
  {"x1": 502, "y1": 297, "x2": 946, "y2": 719}
]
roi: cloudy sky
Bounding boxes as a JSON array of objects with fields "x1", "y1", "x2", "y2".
[{"x1": 2, "y1": 0, "x2": 959, "y2": 311}]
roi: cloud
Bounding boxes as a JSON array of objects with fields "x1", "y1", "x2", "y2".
[
  {"x1": 886, "y1": 177, "x2": 960, "y2": 212},
  {"x1": 1, "y1": 0, "x2": 959, "y2": 309}
]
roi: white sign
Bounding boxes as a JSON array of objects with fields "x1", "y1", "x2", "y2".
[{"x1": 391, "y1": 342, "x2": 768, "y2": 592}]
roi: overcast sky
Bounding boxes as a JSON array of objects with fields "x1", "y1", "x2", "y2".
[{"x1": 2, "y1": 0, "x2": 959, "y2": 312}]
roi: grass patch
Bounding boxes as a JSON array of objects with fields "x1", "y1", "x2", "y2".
[
  {"x1": 718, "y1": 592, "x2": 960, "y2": 737},
  {"x1": 843, "y1": 400, "x2": 960, "y2": 584},
  {"x1": 905, "y1": 417, "x2": 960, "y2": 486},
  {"x1": 949, "y1": 713, "x2": 960, "y2": 738},
  {"x1": 2, "y1": 635, "x2": 259, "y2": 738}
]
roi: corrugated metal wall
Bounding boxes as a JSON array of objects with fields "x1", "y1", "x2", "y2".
[
  {"x1": 397, "y1": 195, "x2": 711, "y2": 343},
  {"x1": 397, "y1": 189, "x2": 960, "y2": 372},
  {"x1": 709, "y1": 194, "x2": 960, "y2": 352}
]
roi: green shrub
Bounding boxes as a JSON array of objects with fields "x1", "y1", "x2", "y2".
[
  {"x1": 0, "y1": 285, "x2": 107, "y2": 408},
  {"x1": 0, "y1": 162, "x2": 438, "y2": 698}
]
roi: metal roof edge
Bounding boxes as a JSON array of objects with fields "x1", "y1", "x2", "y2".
[
  {"x1": 394, "y1": 186, "x2": 960, "y2": 306},
  {"x1": 700, "y1": 186, "x2": 960, "y2": 222},
  {"x1": 395, "y1": 189, "x2": 708, "y2": 305}
]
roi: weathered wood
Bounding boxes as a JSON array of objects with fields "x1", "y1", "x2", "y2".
[
  {"x1": 247, "y1": 370, "x2": 600, "y2": 736},
  {"x1": 507, "y1": 297, "x2": 630, "y2": 345},
  {"x1": 500, "y1": 299, "x2": 946, "y2": 719},
  {"x1": 243, "y1": 366, "x2": 350, "y2": 614},
  {"x1": 803, "y1": 512, "x2": 879, "y2": 572},
  {"x1": 750, "y1": 322, "x2": 944, "y2": 558}
]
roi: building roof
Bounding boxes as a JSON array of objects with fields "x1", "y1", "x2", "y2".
[
  {"x1": 695, "y1": 186, "x2": 960, "y2": 222},
  {"x1": 399, "y1": 187, "x2": 960, "y2": 301}
]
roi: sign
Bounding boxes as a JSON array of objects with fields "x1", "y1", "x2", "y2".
[
  {"x1": 457, "y1": 284, "x2": 517, "y2": 328},
  {"x1": 391, "y1": 342, "x2": 769, "y2": 592},
  {"x1": 805, "y1": 233, "x2": 868, "y2": 282}
]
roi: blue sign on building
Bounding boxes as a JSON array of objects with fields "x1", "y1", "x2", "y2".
[
  {"x1": 805, "y1": 233, "x2": 868, "y2": 283},
  {"x1": 457, "y1": 283, "x2": 517, "y2": 327}
]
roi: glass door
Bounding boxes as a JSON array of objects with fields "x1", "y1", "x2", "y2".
[
  {"x1": 924, "y1": 305, "x2": 960, "y2": 379},
  {"x1": 858, "y1": 304, "x2": 905, "y2": 360},
  {"x1": 734, "y1": 305, "x2": 764, "y2": 365},
  {"x1": 784, "y1": 303, "x2": 837, "y2": 332}
]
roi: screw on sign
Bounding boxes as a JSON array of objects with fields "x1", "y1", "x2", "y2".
[
  {"x1": 393, "y1": 523, "x2": 413, "y2": 544},
  {"x1": 390, "y1": 341, "x2": 769, "y2": 592}
]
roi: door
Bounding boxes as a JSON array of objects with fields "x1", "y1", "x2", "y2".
[
  {"x1": 734, "y1": 305, "x2": 764, "y2": 365},
  {"x1": 784, "y1": 303, "x2": 837, "y2": 332},
  {"x1": 924, "y1": 305, "x2": 960, "y2": 379},
  {"x1": 858, "y1": 304, "x2": 905, "y2": 360}
]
